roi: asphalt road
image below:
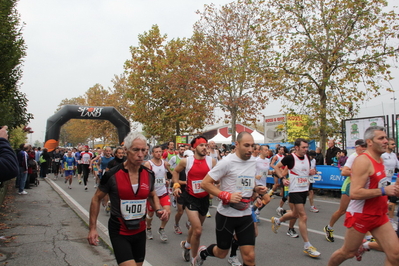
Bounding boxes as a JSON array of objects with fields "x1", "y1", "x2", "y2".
[{"x1": 48, "y1": 173, "x2": 388, "y2": 266}]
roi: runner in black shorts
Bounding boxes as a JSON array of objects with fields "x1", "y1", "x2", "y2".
[
  {"x1": 88, "y1": 132, "x2": 168, "y2": 266},
  {"x1": 196, "y1": 132, "x2": 267, "y2": 266}
]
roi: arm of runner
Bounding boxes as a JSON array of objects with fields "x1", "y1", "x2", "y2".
[
  {"x1": 148, "y1": 190, "x2": 169, "y2": 221},
  {"x1": 351, "y1": 155, "x2": 398, "y2": 199},
  {"x1": 87, "y1": 189, "x2": 107, "y2": 246},
  {"x1": 341, "y1": 166, "x2": 351, "y2": 177},
  {"x1": 172, "y1": 159, "x2": 186, "y2": 197}
]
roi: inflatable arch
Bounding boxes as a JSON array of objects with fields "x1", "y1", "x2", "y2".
[{"x1": 44, "y1": 105, "x2": 130, "y2": 151}]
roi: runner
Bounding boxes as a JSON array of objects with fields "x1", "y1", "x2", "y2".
[
  {"x1": 80, "y1": 145, "x2": 93, "y2": 191},
  {"x1": 143, "y1": 145, "x2": 172, "y2": 242},
  {"x1": 172, "y1": 136, "x2": 216, "y2": 264},
  {"x1": 62, "y1": 150, "x2": 76, "y2": 189},
  {"x1": 381, "y1": 138, "x2": 399, "y2": 230},
  {"x1": 74, "y1": 146, "x2": 83, "y2": 184},
  {"x1": 271, "y1": 138, "x2": 321, "y2": 258},
  {"x1": 323, "y1": 139, "x2": 367, "y2": 242},
  {"x1": 52, "y1": 147, "x2": 62, "y2": 180},
  {"x1": 269, "y1": 146, "x2": 285, "y2": 197},
  {"x1": 193, "y1": 132, "x2": 267, "y2": 266},
  {"x1": 87, "y1": 131, "x2": 169, "y2": 266},
  {"x1": 328, "y1": 126, "x2": 399, "y2": 265}
]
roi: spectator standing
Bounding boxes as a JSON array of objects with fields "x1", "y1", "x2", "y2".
[
  {"x1": 16, "y1": 144, "x2": 28, "y2": 195},
  {"x1": 325, "y1": 140, "x2": 340, "y2": 165},
  {"x1": 0, "y1": 126, "x2": 18, "y2": 182}
]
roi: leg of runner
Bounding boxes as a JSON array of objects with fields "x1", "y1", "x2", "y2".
[
  {"x1": 186, "y1": 208, "x2": 206, "y2": 261},
  {"x1": 324, "y1": 194, "x2": 350, "y2": 242}
]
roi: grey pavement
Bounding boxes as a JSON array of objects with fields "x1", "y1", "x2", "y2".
[{"x1": 0, "y1": 178, "x2": 116, "y2": 266}]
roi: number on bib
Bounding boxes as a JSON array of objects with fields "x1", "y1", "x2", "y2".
[{"x1": 120, "y1": 199, "x2": 146, "y2": 220}]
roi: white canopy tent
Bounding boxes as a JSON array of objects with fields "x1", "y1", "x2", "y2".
[
  {"x1": 208, "y1": 132, "x2": 231, "y2": 144},
  {"x1": 251, "y1": 130, "x2": 265, "y2": 143}
]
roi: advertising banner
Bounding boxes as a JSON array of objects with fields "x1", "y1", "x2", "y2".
[{"x1": 263, "y1": 115, "x2": 286, "y2": 143}]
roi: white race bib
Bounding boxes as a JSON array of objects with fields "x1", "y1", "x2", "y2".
[
  {"x1": 120, "y1": 199, "x2": 146, "y2": 220},
  {"x1": 236, "y1": 176, "x2": 254, "y2": 193},
  {"x1": 154, "y1": 176, "x2": 166, "y2": 188},
  {"x1": 55, "y1": 158, "x2": 60, "y2": 162},
  {"x1": 296, "y1": 176, "x2": 309, "y2": 187},
  {"x1": 67, "y1": 166, "x2": 74, "y2": 170},
  {"x1": 192, "y1": 180, "x2": 204, "y2": 194}
]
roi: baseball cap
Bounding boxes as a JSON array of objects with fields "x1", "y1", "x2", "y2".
[
  {"x1": 355, "y1": 139, "x2": 366, "y2": 147},
  {"x1": 183, "y1": 150, "x2": 194, "y2": 157}
]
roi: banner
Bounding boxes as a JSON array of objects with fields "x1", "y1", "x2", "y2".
[
  {"x1": 264, "y1": 115, "x2": 286, "y2": 143},
  {"x1": 345, "y1": 116, "x2": 385, "y2": 149}
]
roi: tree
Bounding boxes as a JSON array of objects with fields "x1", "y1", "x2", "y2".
[
  {"x1": 8, "y1": 126, "x2": 27, "y2": 150},
  {"x1": 0, "y1": 0, "x2": 33, "y2": 129},
  {"x1": 193, "y1": 0, "x2": 275, "y2": 142},
  {"x1": 260, "y1": 0, "x2": 399, "y2": 152},
  {"x1": 124, "y1": 25, "x2": 215, "y2": 141}
]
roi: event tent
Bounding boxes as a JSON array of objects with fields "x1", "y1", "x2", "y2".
[
  {"x1": 251, "y1": 130, "x2": 265, "y2": 143},
  {"x1": 208, "y1": 132, "x2": 230, "y2": 144}
]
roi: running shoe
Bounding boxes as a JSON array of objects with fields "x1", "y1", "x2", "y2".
[
  {"x1": 174, "y1": 225, "x2": 182, "y2": 235},
  {"x1": 193, "y1": 246, "x2": 207, "y2": 266},
  {"x1": 146, "y1": 229, "x2": 153, "y2": 240},
  {"x1": 303, "y1": 246, "x2": 321, "y2": 257},
  {"x1": 68, "y1": 186, "x2": 71, "y2": 189},
  {"x1": 18, "y1": 191, "x2": 28, "y2": 195},
  {"x1": 206, "y1": 211, "x2": 211, "y2": 218},
  {"x1": 287, "y1": 228, "x2": 299, "y2": 238},
  {"x1": 79, "y1": 180, "x2": 82, "y2": 185},
  {"x1": 85, "y1": 186, "x2": 88, "y2": 191},
  {"x1": 310, "y1": 206, "x2": 319, "y2": 213},
  {"x1": 64, "y1": 179, "x2": 67, "y2": 184},
  {"x1": 227, "y1": 256, "x2": 242, "y2": 266},
  {"x1": 271, "y1": 217, "x2": 280, "y2": 234},
  {"x1": 61, "y1": 174, "x2": 63, "y2": 177},
  {"x1": 355, "y1": 241, "x2": 369, "y2": 261},
  {"x1": 180, "y1": 240, "x2": 190, "y2": 262},
  {"x1": 94, "y1": 184, "x2": 97, "y2": 188},
  {"x1": 323, "y1": 225, "x2": 334, "y2": 242},
  {"x1": 172, "y1": 199, "x2": 177, "y2": 208},
  {"x1": 158, "y1": 228, "x2": 168, "y2": 242},
  {"x1": 276, "y1": 207, "x2": 285, "y2": 217},
  {"x1": 369, "y1": 237, "x2": 376, "y2": 242}
]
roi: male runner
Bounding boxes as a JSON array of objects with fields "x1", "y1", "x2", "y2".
[
  {"x1": 88, "y1": 131, "x2": 169, "y2": 266},
  {"x1": 193, "y1": 132, "x2": 267, "y2": 266},
  {"x1": 324, "y1": 139, "x2": 367, "y2": 242},
  {"x1": 172, "y1": 136, "x2": 216, "y2": 264},
  {"x1": 62, "y1": 150, "x2": 76, "y2": 189},
  {"x1": 144, "y1": 145, "x2": 172, "y2": 242},
  {"x1": 328, "y1": 126, "x2": 399, "y2": 266},
  {"x1": 381, "y1": 138, "x2": 399, "y2": 229},
  {"x1": 271, "y1": 138, "x2": 320, "y2": 258}
]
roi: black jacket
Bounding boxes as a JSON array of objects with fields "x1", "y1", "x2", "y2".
[{"x1": 0, "y1": 138, "x2": 19, "y2": 181}]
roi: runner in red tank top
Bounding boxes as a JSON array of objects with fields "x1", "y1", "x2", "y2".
[
  {"x1": 328, "y1": 126, "x2": 399, "y2": 266},
  {"x1": 172, "y1": 136, "x2": 216, "y2": 264}
]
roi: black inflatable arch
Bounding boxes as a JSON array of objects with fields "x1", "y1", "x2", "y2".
[{"x1": 44, "y1": 105, "x2": 130, "y2": 151}]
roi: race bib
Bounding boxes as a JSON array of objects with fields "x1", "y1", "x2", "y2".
[
  {"x1": 120, "y1": 199, "x2": 146, "y2": 220},
  {"x1": 236, "y1": 176, "x2": 254, "y2": 193},
  {"x1": 378, "y1": 177, "x2": 389, "y2": 188},
  {"x1": 297, "y1": 176, "x2": 309, "y2": 187},
  {"x1": 262, "y1": 171, "x2": 268, "y2": 178},
  {"x1": 67, "y1": 166, "x2": 74, "y2": 170},
  {"x1": 154, "y1": 176, "x2": 166, "y2": 188},
  {"x1": 192, "y1": 180, "x2": 204, "y2": 194},
  {"x1": 386, "y1": 169, "x2": 394, "y2": 178},
  {"x1": 54, "y1": 158, "x2": 60, "y2": 162},
  {"x1": 308, "y1": 175, "x2": 315, "y2": 183}
]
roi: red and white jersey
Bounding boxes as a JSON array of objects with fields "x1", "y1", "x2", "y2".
[
  {"x1": 185, "y1": 156, "x2": 213, "y2": 198},
  {"x1": 288, "y1": 153, "x2": 310, "y2": 193},
  {"x1": 80, "y1": 151, "x2": 93, "y2": 165},
  {"x1": 148, "y1": 160, "x2": 168, "y2": 197},
  {"x1": 347, "y1": 153, "x2": 388, "y2": 216}
]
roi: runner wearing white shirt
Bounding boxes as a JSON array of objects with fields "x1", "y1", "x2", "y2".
[
  {"x1": 193, "y1": 132, "x2": 267, "y2": 266},
  {"x1": 324, "y1": 139, "x2": 367, "y2": 242},
  {"x1": 381, "y1": 138, "x2": 399, "y2": 227}
]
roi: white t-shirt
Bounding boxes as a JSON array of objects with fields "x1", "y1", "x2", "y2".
[
  {"x1": 382, "y1": 151, "x2": 399, "y2": 183},
  {"x1": 208, "y1": 153, "x2": 256, "y2": 217},
  {"x1": 344, "y1": 152, "x2": 358, "y2": 168},
  {"x1": 255, "y1": 156, "x2": 270, "y2": 186}
]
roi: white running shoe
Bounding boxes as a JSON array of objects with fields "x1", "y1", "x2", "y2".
[
  {"x1": 227, "y1": 256, "x2": 242, "y2": 266},
  {"x1": 18, "y1": 191, "x2": 28, "y2": 195},
  {"x1": 304, "y1": 246, "x2": 320, "y2": 257}
]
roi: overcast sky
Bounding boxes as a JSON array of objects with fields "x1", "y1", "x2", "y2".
[{"x1": 17, "y1": 0, "x2": 399, "y2": 144}]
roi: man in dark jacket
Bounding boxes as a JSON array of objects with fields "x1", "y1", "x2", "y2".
[
  {"x1": 0, "y1": 126, "x2": 18, "y2": 182},
  {"x1": 325, "y1": 140, "x2": 340, "y2": 165},
  {"x1": 16, "y1": 142, "x2": 29, "y2": 195}
]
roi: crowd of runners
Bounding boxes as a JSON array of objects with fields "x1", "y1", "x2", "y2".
[{"x1": 21, "y1": 126, "x2": 399, "y2": 265}]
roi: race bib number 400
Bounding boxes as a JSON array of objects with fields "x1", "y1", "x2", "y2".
[
  {"x1": 120, "y1": 199, "x2": 146, "y2": 220},
  {"x1": 236, "y1": 176, "x2": 254, "y2": 193},
  {"x1": 155, "y1": 176, "x2": 166, "y2": 188},
  {"x1": 192, "y1": 180, "x2": 205, "y2": 194}
]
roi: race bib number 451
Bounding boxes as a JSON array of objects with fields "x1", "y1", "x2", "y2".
[
  {"x1": 236, "y1": 176, "x2": 254, "y2": 193},
  {"x1": 120, "y1": 199, "x2": 146, "y2": 220}
]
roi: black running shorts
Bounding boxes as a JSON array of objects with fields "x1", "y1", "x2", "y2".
[{"x1": 288, "y1": 191, "x2": 308, "y2": 204}]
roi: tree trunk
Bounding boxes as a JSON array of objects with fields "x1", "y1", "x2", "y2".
[{"x1": 231, "y1": 110, "x2": 237, "y2": 143}]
